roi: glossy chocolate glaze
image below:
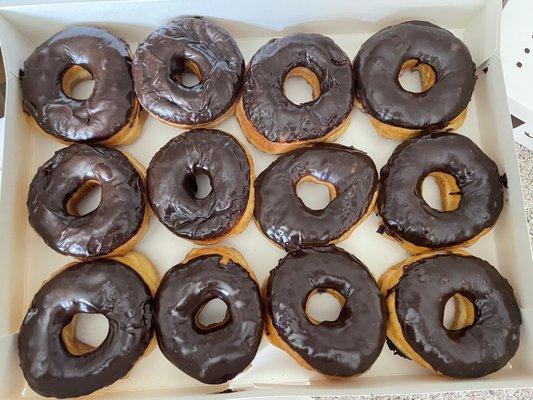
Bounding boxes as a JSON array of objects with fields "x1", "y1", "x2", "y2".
[
  {"x1": 27, "y1": 144, "x2": 145, "y2": 258},
  {"x1": 242, "y1": 33, "x2": 354, "y2": 143},
  {"x1": 378, "y1": 132, "x2": 503, "y2": 248},
  {"x1": 18, "y1": 259, "x2": 154, "y2": 398},
  {"x1": 20, "y1": 26, "x2": 136, "y2": 142},
  {"x1": 393, "y1": 253, "x2": 521, "y2": 378},
  {"x1": 133, "y1": 16, "x2": 244, "y2": 125},
  {"x1": 265, "y1": 246, "x2": 386, "y2": 376},
  {"x1": 155, "y1": 253, "x2": 263, "y2": 384},
  {"x1": 354, "y1": 21, "x2": 476, "y2": 130},
  {"x1": 255, "y1": 143, "x2": 377, "y2": 250},
  {"x1": 147, "y1": 129, "x2": 251, "y2": 241}
]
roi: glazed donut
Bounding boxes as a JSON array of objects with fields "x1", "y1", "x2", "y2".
[
  {"x1": 20, "y1": 26, "x2": 143, "y2": 145},
  {"x1": 254, "y1": 143, "x2": 377, "y2": 250},
  {"x1": 237, "y1": 33, "x2": 354, "y2": 154},
  {"x1": 147, "y1": 129, "x2": 253, "y2": 243},
  {"x1": 155, "y1": 247, "x2": 263, "y2": 384},
  {"x1": 133, "y1": 16, "x2": 244, "y2": 128},
  {"x1": 265, "y1": 246, "x2": 386, "y2": 377},
  {"x1": 27, "y1": 144, "x2": 149, "y2": 258},
  {"x1": 379, "y1": 251, "x2": 521, "y2": 378},
  {"x1": 377, "y1": 132, "x2": 504, "y2": 254},
  {"x1": 354, "y1": 21, "x2": 476, "y2": 140},
  {"x1": 18, "y1": 253, "x2": 158, "y2": 398}
]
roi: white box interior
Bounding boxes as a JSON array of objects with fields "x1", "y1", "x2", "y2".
[{"x1": 0, "y1": 0, "x2": 532, "y2": 398}]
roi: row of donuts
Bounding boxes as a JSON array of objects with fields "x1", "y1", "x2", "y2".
[
  {"x1": 20, "y1": 18, "x2": 476, "y2": 152},
  {"x1": 27, "y1": 128, "x2": 504, "y2": 259},
  {"x1": 19, "y1": 245, "x2": 521, "y2": 398}
]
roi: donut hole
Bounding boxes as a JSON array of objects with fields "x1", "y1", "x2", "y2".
[
  {"x1": 184, "y1": 168, "x2": 212, "y2": 200},
  {"x1": 195, "y1": 298, "x2": 230, "y2": 331},
  {"x1": 296, "y1": 176, "x2": 336, "y2": 210},
  {"x1": 171, "y1": 59, "x2": 202, "y2": 88},
  {"x1": 421, "y1": 172, "x2": 461, "y2": 212},
  {"x1": 62, "y1": 65, "x2": 95, "y2": 100},
  {"x1": 398, "y1": 59, "x2": 436, "y2": 94},
  {"x1": 305, "y1": 288, "x2": 346, "y2": 325},
  {"x1": 283, "y1": 67, "x2": 320, "y2": 105},
  {"x1": 66, "y1": 180, "x2": 102, "y2": 216},
  {"x1": 61, "y1": 313, "x2": 109, "y2": 355},
  {"x1": 443, "y1": 293, "x2": 475, "y2": 331}
]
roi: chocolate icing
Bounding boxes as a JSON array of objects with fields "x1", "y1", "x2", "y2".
[
  {"x1": 254, "y1": 143, "x2": 377, "y2": 250},
  {"x1": 242, "y1": 33, "x2": 354, "y2": 143},
  {"x1": 18, "y1": 259, "x2": 154, "y2": 398},
  {"x1": 147, "y1": 129, "x2": 251, "y2": 241},
  {"x1": 132, "y1": 16, "x2": 244, "y2": 126},
  {"x1": 265, "y1": 246, "x2": 386, "y2": 376},
  {"x1": 354, "y1": 21, "x2": 476, "y2": 130},
  {"x1": 155, "y1": 253, "x2": 263, "y2": 384},
  {"x1": 393, "y1": 253, "x2": 521, "y2": 378},
  {"x1": 386, "y1": 337, "x2": 409, "y2": 360},
  {"x1": 20, "y1": 26, "x2": 136, "y2": 142},
  {"x1": 27, "y1": 144, "x2": 146, "y2": 258},
  {"x1": 378, "y1": 132, "x2": 504, "y2": 248}
]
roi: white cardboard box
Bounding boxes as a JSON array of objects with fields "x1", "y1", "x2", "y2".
[{"x1": 0, "y1": 0, "x2": 532, "y2": 398}]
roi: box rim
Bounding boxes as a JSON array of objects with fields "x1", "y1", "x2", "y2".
[{"x1": 0, "y1": 1, "x2": 531, "y2": 398}]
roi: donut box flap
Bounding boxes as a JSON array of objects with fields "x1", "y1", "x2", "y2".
[
  {"x1": 0, "y1": 0, "x2": 532, "y2": 398},
  {"x1": 501, "y1": 0, "x2": 533, "y2": 151}
]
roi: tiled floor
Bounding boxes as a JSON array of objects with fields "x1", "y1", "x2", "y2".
[{"x1": 517, "y1": 143, "x2": 533, "y2": 240}]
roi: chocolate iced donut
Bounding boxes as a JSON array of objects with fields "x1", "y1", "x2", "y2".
[
  {"x1": 133, "y1": 16, "x2": 244, "y2": 128},
  {"x1": 27, "y1": 144, "x2": 148, "y2": 258},
  {"x1": 20, "y1": 26, "x2": 142, "y2": 145},
  {"x1": 379, "y1": 251, "x2": 521, "y2": 378},
  {"x1": 354, "y1": 21, "x2": 476, "y2": 139},
  {"x1": 155, "y1": 247, "x2": 263, "y2": 384},
  {"x1": 378, "y1": 132, "x2": 504, "y2": 254},
  {"x1": 265, "y1": 246, "x2": 386, "y2": 377},
  {"x1": 255, "y1": 143, "x2": 378, "y2": 250},
  {"x1": 18, "y1": 256, "x2": 155, "y2": 398},
  {"x1": 147, "y1": 129, "x2": 253, "y2": 243},
  {"x1": 237, "y1": 33, "x2": 354, "y2": 153}
]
